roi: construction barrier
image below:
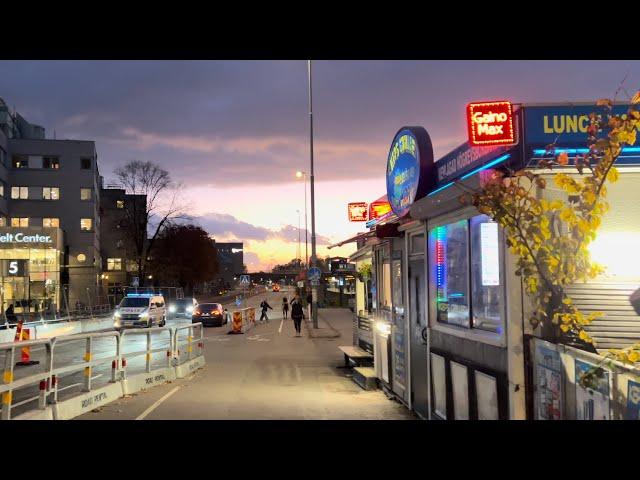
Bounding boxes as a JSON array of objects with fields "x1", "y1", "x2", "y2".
[
  {"x1": 230, "y1": 307, "x2": 256, "y2": 334},
  {"x1": 0, "y1": 323, "x2": 205, "y2": 420},
  {"x1": 15, "y1": 328, "x2": 39, "y2": 367}
]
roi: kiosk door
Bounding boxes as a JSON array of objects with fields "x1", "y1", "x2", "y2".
[{"x1": 409, "y1": 258, "x2": 429, "y2": 419}]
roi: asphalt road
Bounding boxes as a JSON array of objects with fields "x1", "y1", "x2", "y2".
[{"x1": 76, "y1": 287, "x2": 415, "y2": 420}]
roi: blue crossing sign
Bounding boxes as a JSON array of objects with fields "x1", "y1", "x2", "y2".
[
  {"x1": 239, "y1": 275, "x2": 250, "y2": 286},
  {"x1": 308, "y1": 267, "x2": 322, "y2": 281}
]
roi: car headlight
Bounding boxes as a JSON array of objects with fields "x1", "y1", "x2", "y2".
[
  {"x1": 169, "y1": 305, "x2": 177, "y2": 313},
  {"x1": 186, "y1": 306, "x2": 193, "y2": 313},
  {"x1": 139, "y1": 311, "x2": 149, "y2": 319},
  {"x1": 114, "y1": 311, "x2": 121, "y2": 319}
]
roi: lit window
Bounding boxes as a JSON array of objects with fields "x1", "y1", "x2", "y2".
[
  {"x1": 0, "y1": 217, "x2": 5, "y2": 226},
  {"x1": 12, "y1": 155, "x2": 28, "y2": 169},
  {"x1": 116, "y1": 200, "x2": 124, "y2": 209},
  {"x1": 80, "y1": 218, "x2": 92, "y2": 231},
  {"x1": 42, "y1": 187, "x2": 60, "y2": 200},
  {"x1": 81, "y1": 188, "x2": 92, "y2": 201},
  {"x1": 43, "y1": 157, "x2": 60, "y2": 169},
  {"x1": 11, "y1": 218, "x2": 29, "y2": 227},
  {"x1": 43, "y1": 218, "x2": 60, "y2": 228},
  {"x1": 107, "y1": 258, "x2": 122, "y2": 271},
  {"x1": 0, "y1": 182, "x2": 4, "y2": 198},
  {"x1": 11, "y1": 186, "x2": 29, "y2": 199}
]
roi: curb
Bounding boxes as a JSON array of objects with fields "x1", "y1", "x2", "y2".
[{"x1": 304, "y1": 310, "x2": 341, "y2": 339}]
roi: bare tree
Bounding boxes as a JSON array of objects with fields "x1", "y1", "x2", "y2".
[{"x1": 114, "y1": 160, "x2": 188, "y2": 286}]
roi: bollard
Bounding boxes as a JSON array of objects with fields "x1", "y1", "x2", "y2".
[
  {"x1": 51, "y1": 375, "x2": 58, "y2": 404},
  {"x1": 121, "y1": 357, "x2": 127, "y2": 380},
  {"x1": 15, "y1": 328, "x2": 40, "y2": 367},
  {"x1": 38, "y1": 380, "x2": 47, "y2": 409},
  {"x1": 146, "y1": 332, "x2": 152, "y2": 373},
  {"x1": 111, "y1": 359, "x2": 119, "y2": 383},
  {"x1": 82, "y1": 337, "x2": 92, "y2": 392}
]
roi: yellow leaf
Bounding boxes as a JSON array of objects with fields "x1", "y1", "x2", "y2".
[
  {"x1": 628, "y1": 351, "x2": 640, "y2": 363},
  {"x1": 550, "y1": 200, "x2": 563, "y2": 210},
  {"x1": 560, "y1": 324, "x2": 570, "y2": 333},
  {"x1": 562, "y1": 297, "x2": 572, "y2": 305},
  {"x1": 607, "y1": 167, "x2": 619, "y2": 183}
]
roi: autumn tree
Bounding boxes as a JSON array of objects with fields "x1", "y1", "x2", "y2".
[
  {"x1": 463, "y1": 98, "x2": 640, "y2": 357},
  {"x1": 113, "y1": 160, "x2": 187, "y2": 285}
]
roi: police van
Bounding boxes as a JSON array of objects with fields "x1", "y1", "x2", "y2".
[{"x1": 113, "y1": 293, "x2": 167, "y2": 329}]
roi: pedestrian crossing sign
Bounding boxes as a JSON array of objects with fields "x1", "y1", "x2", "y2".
[{"x1": 240, "y1": 275, "x2": 250, "y2": 285}]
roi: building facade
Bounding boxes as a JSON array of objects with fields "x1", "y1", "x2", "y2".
[{"x1": 213, "y1": 241, "x2": 243, "y2": 287}]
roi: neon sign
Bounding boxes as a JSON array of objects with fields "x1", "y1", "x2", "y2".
[
  {"x1": 467, "y1": 101, "x2": 516, "y2": 146},
  {"x1": 369, "y1": 200, "x2": 392, "y2": 220},
  {"x1": 348, "y1": 202, "x2": 368, "y2": 222}
]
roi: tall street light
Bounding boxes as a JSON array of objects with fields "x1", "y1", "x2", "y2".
[
  {"x1": 295, "y1": 170, "x2": 308, "y2": 268},
  {"x1": 307, "y1": 59, "x2": 318, "y2": 329},
  {"x1": 296, "y1": 209, "x2": 301, "y2": 272}
]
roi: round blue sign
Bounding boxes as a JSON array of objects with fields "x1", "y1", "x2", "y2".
[{"x1": 386, "y1": 127, "x2": 435, "y2": 217}]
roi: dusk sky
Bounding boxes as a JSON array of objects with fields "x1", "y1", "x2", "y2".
[{"x1": 1, "y1": 60, "x2": 639, "y2": 271}]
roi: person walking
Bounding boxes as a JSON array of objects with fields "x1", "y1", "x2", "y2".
[
  {"x1": 259, "y1": 298, "x2": 273, "y2": 323},
  {"x1": 5, "y1": 303, "x2": 17, "y2": 325},
  {"x1": 291, "y1": 295, "x2": 305, "y2": 337},
  {"x1": 306, "y1": 291, "x2": 313, "y2": 319},
  {"x1": 282, "y1": 296, "x2": 289, "y2": 319}
]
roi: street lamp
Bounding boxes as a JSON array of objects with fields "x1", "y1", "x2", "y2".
[
  {"x1": 307, "y1": 59, "x2": 318, "y2": 329},
  {"x1": 296, "y1": 209, "x2": 302, "y2": 272},
  {"x1": 295, "y1": 170, "x2": 308, "y2": 269}
]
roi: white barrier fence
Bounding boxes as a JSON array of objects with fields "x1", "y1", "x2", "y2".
[
  {"x1": 531, "y1": 337, "x2": 640, "y2": 420},
  {"x1": 0, "y1": 323, "x2": 204, "y2": 420}
]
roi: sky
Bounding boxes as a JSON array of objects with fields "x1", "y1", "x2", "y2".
[{"x1": 1, "y1": 60, "x2": 639, "y2": 271}]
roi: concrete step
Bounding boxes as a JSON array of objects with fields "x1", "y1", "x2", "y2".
[{"x1": 352, "y1": 367, "x2": 377, "y2": 391}]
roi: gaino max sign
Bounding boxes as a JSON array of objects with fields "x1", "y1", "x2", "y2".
[
  {"x1": 466, "y1": 101, "x2": 516, "y2": 146},
  {"x1": 386, "y1": 127, "x2": 435, "y2": 217},
  {"x1": 0, "y1": 232, "x2": 53, "y2": 244}
]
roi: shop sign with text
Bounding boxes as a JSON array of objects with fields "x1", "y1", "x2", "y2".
[
  {"x1": 348, "y1": 202, "x2": 368, "y2": 222},
  {"x1": 386, "y1": 126, "x2": 435, "y2": 217},
  {"x1": 467, "y1": 101, "x2": 516, "y2": 146}
]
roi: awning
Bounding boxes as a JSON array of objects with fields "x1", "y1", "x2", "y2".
[
  {"x1": 327, "y1": 231, "x2": 375, "y2": 249},
  {"x1": 348, "y1": 244, "x2": 373, "y2": 262}
]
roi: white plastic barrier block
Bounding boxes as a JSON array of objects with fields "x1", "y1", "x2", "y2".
[
  {"x1": 123, "y1": 367, "x2": 176, "y2": 395},
  {"x1": 52, "y1": 382, "x2": 124, "y2": 420},
  {"x1": 175, "y1": 355, "x2": 205, "y2": 379},
  {"x1": 0, "y1": 329, "x2": 15, "y2": 343},
  {"x1": 13, "y1": 407, "x2": 54, "y2": 420}
]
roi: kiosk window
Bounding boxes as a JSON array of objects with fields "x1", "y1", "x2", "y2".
[{"x1": 429, "y1": 215, "x2": 504, "y2": 333}]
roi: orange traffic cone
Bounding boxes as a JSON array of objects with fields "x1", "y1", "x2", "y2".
[{"x1": 15, "y1": 324, "x2": 39, "y2": 367}]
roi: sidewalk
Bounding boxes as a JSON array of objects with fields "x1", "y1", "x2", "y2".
[{"x1": 304, "y1": 307, "x2": 350, "y2": 338}]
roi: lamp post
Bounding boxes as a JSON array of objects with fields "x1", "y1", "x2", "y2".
[
  {"x1": 296, "y1": 170, "x2": 308, "y2": 268},
  {"x1": 307, "y1": 59, "x2": 318, "y2": 329},
  {"x1": 296, "y1": 209, "x2": 301, "y2": 272}
]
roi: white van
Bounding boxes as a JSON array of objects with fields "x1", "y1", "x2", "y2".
[{"x1": 113, "y1": 294, "x2": 167, "y2": 329}]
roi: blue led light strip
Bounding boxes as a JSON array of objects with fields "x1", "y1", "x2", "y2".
[
  {"x1": 533, "y1": 147, "x2": 640, "y2": 155},
  {"x1": 428, "y1": 153, "x2": 511, "y2": 197}
]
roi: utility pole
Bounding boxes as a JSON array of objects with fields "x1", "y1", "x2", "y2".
[{"x1": 308, "y1": 60, "x2": 318, "y2": 329}]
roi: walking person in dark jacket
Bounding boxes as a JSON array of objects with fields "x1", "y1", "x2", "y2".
[
  {"x1": 282, "y1": 296, "x2": 289, "y2": 319},
  {"x1": 259, "y1": 299, "x2": 273, "y2": 323},
  {"x1": 291, "y1": 295, "x2": 305, "y2": 337}
]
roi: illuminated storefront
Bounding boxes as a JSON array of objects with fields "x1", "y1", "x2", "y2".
[{"x1": 0, "y1": 227, "x2": 63, "y2": 315}]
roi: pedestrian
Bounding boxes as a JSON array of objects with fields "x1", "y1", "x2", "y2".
[
  {"x1": 5, "y1": 303, "x2": 17, "y2": 324},
  {"x1": 259, "y1": 298, "x2": 273, "y2": 323},
  {"x1": 306, "y1": 291, "x2": 313, "y2": 317},
  {"x1": 282, "y1": 296, "x2": 289, "y2": 319},
  {"x1": 290, "y1": 295, "x2": 305, "y2": 337}
]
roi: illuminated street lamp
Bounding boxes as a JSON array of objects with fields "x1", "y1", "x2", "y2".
[{"x1": 307, "y1": 59, "x2": 318, "y2": 329}]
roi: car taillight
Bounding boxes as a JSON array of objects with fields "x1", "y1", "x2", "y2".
[{"x1": 194, "y1": 310, "x2": 201, "y2": 316}]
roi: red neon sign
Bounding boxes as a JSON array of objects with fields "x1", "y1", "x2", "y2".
[
  {"x1": 369, "y1": 200, "x2": 392, "y2": 220},
  {"x1": 467, "y1": 101, "x2": 516, "y2": 146},
  {"x1": 348, "y1": 202, "x2": 368, "y2": 222}
]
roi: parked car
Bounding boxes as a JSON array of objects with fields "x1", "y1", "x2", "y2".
[
  {"x1": 192, "y1": 303, "x2": 227, "y2": 327},
  {"x1": 168, "y1": 298, "x2": 197, "y2": 318},
  {"x1": 113, "y1": 294, "x2": 167, "y2": 330}
]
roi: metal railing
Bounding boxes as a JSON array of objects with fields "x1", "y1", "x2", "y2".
[
  {"x1": 0, "y1": 323, "x2": 205, "y2": 420},
  {"x1": 174, "y1": 323, "x2": 204, "y2": 365},
  {"x1": 120, "y1": 327, "x2": 173, "y2": 377},
  {"x1": 1, "y1": 338, "x2": 53, "y2": 420}
]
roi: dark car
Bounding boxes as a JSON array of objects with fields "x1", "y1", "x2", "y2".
[
  {"x1": 168, "y1": 298, "x2": 197, "y2": 319},
  {"x1": 192, "y1": 303, "x2": 227, "y2": 327}
]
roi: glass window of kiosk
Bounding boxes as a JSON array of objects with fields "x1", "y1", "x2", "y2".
[{"x1": 429, "y1": 214, "x2": 504, "y2": 334}]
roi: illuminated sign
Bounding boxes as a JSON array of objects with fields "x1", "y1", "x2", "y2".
[
  {"x1": 2, "y1": 259, "x2": 28, "y2": 277},
  {"x1": 0, "y1": 232, "x2": 53, "y2": 244},
  {"x1": 348, "y1": 202, "x2": 368, "y2": 222},
  {"x1": 480, "y1": 222, "x2": 500, "y2": 286},
  {"x1": 467, "y1": 101, "x2": 516, "y2": 146},
  {"x1": 385, "y1": 126, "x2": 435, "y2": 217},
  {"x1": 369, "y1": 200, "x2": 392, "y2": 220}
]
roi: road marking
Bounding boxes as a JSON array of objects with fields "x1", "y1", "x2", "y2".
[
  {"x1": 278, "y1": 319, "x2": 283, "y2": 334},
  {"x1": 136, "y1": 385, "x2": 182, "y2": 420}
]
